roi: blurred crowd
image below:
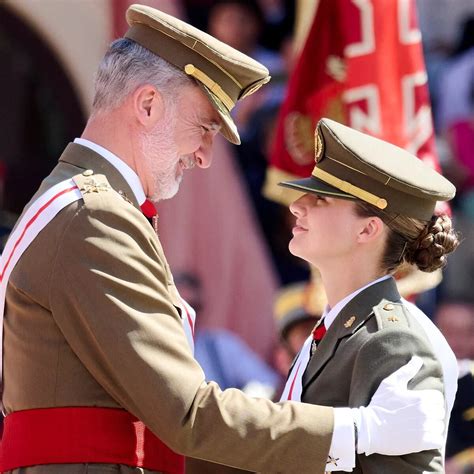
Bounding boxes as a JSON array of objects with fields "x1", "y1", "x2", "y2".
[
  {"x1": 177, "y1": 1, "x2": 474, "y2": 473},
  {"x1": 0, "y1": 0, "x2": 473, "y2": 473}
]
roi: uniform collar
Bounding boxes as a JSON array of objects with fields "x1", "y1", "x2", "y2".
[
  {"x1": 302, "y1": 276, "x2": 401, "y2": 391},
  {"x1": 73, "y1": 138, "x2": 146, "y2": 206},
  {"x1": 323, "y1": 275, "x2": 391, "y2": 330}
]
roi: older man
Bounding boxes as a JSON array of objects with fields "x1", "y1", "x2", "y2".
[{"x1": 0, "y1": 5, "x2": 445, "y2": 474}]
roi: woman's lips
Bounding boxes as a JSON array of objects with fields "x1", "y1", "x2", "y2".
[{"x1": 292, "y1": 225, "x2": 307, "y2": 234}]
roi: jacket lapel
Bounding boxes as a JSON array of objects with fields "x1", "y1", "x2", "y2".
[
  {"x1": 57, "y1": 142, "x2": 141, "y2": 211},
  {"x1": 302, "y1": 277, "x2": 401, "y2": 390}
]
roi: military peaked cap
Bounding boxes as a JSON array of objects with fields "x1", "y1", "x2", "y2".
[
  {"x1": 125, "y1": 4, "x2": 270, "y2": 145},
  {"x1": 280, "y1": 118, "x2": 456, "y2": 220}
]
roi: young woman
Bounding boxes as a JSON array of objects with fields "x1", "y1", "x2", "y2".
[{"x1": 279, "y1": 118, "x2": 460, "y2": 473}]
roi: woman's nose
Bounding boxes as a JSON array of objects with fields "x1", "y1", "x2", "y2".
[{"x1": 289, "y1": 196, "x2": 306, "y2": 217}]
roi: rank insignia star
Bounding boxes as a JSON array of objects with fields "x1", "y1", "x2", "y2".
[
  {"x1": 387, "y1": 315, "x2": 399, "y2": 322},
  {"x1": 344, "y1": 316, "x2": 356, "y2": 328}
]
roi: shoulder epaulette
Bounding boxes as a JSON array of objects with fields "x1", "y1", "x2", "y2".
[
  {"x1": 72, "y1": 170, "x2": 112, "y2": 204},
  {"x1": 372, "y1": 299, "x2": 411, "y2": 330}
]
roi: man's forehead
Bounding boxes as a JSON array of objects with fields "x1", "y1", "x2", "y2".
[
  {"x1": 197, "y1": 91, "x2": 221, "y2": 121},
  {"x1": 181, "y1": 88, "x2": 222, "y2": 130}
]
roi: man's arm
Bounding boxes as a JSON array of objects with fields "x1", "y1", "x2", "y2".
[
  {"x1": 50, "y1": 198, "x2": 333, "y2": 473},
  {"x1": 50, "y1": 195, "x2": 444, "y2": 472}
]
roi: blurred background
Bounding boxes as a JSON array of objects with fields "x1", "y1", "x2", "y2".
[{"x1": 0, "y1": 0, "x2": 473, "y2": 472}]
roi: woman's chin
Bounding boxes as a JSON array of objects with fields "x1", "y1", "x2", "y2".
[{"x1": 288, "y1": 239, "x2": 303, "y2": 258}]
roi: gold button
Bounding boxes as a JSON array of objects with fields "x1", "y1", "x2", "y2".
[
  {"x1": 383, "y1": 303, "x2": 395, "y2": 311},
  {"x1": 82, "y1": 169, "x2": 94, "y2": 176}
]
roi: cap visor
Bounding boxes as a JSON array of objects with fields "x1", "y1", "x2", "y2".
[
  {"x1": 199, "y1": 85, "x2": 241, "y2": 145},
  {"x1": 279, "y1": 176, "x2": 357, "y2": 200}
]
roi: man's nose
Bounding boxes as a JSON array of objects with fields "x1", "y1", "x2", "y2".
[{"x1": 195, "y1": 142, "x2": 213, "y2": 169}]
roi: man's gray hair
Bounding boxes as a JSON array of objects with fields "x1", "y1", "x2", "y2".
[{"x1": 92, "y1": 38, "x2": 193, "y2": 112}]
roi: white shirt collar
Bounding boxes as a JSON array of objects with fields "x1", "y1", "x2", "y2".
[
  {"x1": 322, "y1": 274, "x2": 391, "y2": 330},
  {"x1": 73, "y1": 138, "x2": 146, "y2": 205}
]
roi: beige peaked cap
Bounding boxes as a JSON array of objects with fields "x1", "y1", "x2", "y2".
[{"x1": 125, "y1": 4, "x2": 270, "y2": 145}]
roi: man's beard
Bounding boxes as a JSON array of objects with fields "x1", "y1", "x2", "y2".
[{"x1": 140, "y1": 112, "x2": 189, "y2": 202}]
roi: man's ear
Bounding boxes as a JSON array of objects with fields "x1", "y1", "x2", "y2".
[
  {"x1": 357, "y1": 216, "x2": 385, "y2": 244},
  {"x1": 132, "y1": 84, "x2": 165, "y2": 129}
]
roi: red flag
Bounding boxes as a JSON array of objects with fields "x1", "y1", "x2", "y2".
[{"x1": 264, "y1": 0, "x2": 441, "y2": 206}]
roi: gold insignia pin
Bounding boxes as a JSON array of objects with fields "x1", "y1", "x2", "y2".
[
  {"x1": 344, "y1": 316, "x2": 356, "y2": 328},
  {"x1": 388, "y1": 315, "x2": 399, "y2": 322},
  {"x1": 80, "y1": 178, "x2": 110, "y2": 194},
  {"x1": 463, "y1": 407, "x2": 474, "y2": 422},
  {"x1": 118, "y1": 190, "x2": 133, "y2": 205},
  {"x1": 383, "y1": 303, "x2": 395, "y2": 311}
]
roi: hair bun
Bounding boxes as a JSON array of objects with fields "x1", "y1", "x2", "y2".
[{"x1": 405, "y1": 215, "x2": 459, "y2": 272}]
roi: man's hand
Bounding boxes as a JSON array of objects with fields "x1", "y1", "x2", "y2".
[{"x1": 353, "y1": 356, "x2": 445, "y2": 456}]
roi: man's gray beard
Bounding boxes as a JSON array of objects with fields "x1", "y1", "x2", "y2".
[
  {"x1": 153, "y1": 171, "x2": 182, "y2": 201},
  {"x1": 140, "y1": 114, "x2": 182, "y2": 202}
]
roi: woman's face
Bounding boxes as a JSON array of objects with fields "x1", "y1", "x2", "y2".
[{"x1": 288, "y1": 193, "x2": 368, "y2": 267}]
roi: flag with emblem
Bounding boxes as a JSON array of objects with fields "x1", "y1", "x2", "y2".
[{"x1": 264, "y1": 0, "x2": 441, "y2": 207}]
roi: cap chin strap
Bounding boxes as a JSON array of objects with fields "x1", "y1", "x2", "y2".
[
  {"x1": 185, "y1": 64, "x2": 235, "y2": 111},
  {"x1": 312, "y1": 167, "x2": 388, "y2": 210}
]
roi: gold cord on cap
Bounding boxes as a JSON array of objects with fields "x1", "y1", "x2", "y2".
[
  {"x1": 184, "y1": 64, "x2": 235, "y2": 111},
  {"x1": 240, "y1": 76, "x2": 271, "y2": 99},
  {"x1": 312, "y1": 167, "x2": 388, "y2": 209}
]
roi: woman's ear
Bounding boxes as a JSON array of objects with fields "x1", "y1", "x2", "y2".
[
  {"x1": 357, "y1": 216, "x2": 385, "y2": 244},
  {"x1": 132, "y1": 84, "x2": 165, "y2": 129}
]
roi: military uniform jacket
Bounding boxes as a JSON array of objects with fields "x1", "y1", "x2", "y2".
[
  {"x1": 2, "y1": 143, "x2": 334, "y2": 474},
  {"x1": 301, "y1": 277, "x2": 448, "y2": 473}
]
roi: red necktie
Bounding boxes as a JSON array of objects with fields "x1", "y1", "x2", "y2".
[
  {"x1": 311, "y1": 319, "x2": 326, "y2": 356},
  {"x1": 140, "y1": 199, "x2": 158, "y2": 218}
]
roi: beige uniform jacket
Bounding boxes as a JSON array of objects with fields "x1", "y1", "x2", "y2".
[
  {"x1": 2, "y1": 144, "x2": 334, "y2": 474},
  {"x1": 301, "y1": 277, "x2": 444, "y2": 473}
]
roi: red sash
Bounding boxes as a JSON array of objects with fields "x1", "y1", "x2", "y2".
[{"x1": 0, "y1": 407, "x2": 185, "y2": 473}]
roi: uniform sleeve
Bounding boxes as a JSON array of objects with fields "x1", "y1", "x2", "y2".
[
  {"x1": 349, "y1": 326, "x2": 444, "y2": 473},
  {"x1": 49, "y1": 200, "x2": 334, "y2": 473}
]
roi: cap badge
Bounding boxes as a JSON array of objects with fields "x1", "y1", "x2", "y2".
[{"x1": 315, "y1": 132, "x2": 323, "y2": 162}]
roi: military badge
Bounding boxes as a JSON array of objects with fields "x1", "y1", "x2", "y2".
[
  {"x1": 344, "y1": 316, "x2": 356, "y2": 328},
  {"x1": 79, "y1": 178, "x2": 110, "y2": 194}
]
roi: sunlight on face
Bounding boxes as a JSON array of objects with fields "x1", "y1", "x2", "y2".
[
  {"x1": 141, "y1": 84, "x2": 221, "y2": 201},
  {"x1": 288, "y1": 194, "x2": 363, "y2": 267}
]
